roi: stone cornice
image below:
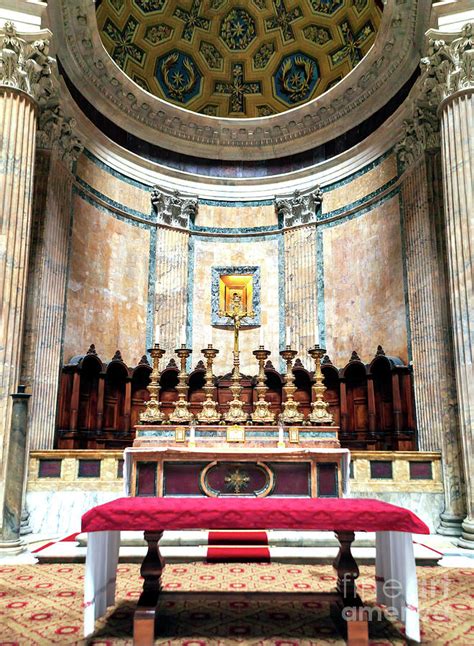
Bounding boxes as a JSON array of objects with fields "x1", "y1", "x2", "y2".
[
  {"x1": 0, "y1": 21, "x2": 53, "y2": 104},
  {"x1": 50, "y1": 0, "x2": 430, "y2": 161}
]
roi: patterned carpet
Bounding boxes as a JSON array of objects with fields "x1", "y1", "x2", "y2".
[{"x1": 0, "y1": 563, "x2": 473, "y2": 645}]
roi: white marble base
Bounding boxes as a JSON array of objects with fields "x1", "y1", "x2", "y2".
[
  {"x1": 26, "y1": 491, "x2": 121, "y2": 536},
  {"x1": 348, "y1": 491, "x2": 445, "y2": 534}
]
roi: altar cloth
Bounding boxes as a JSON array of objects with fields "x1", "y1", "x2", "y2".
[
  {"x1": 82, "y1": 497, "x2": 429, "y2": 642},
  {"x1": 82, "y1": 496, "x2": 429, "y2": 534}
]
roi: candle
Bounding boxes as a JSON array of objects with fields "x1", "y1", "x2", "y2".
[
  {"x1": 315, "y1": 319, "x2": 319, "y2": 346},
  {"x1": 278, "y1": 424, "x2": 284, "y2": 444},
  {"x1": 154, "y1": 323, "x2": 160, "y2": 345},
  {"x1": 180, "y1": 324, "x2": 186, "y2": 346},
  {"x1": 259, "y1": 325, "x2": 264, "y2": 347},
  {"x1": 210, "y1": 325, "x2": 213, "y2": 347},
  {"x1": 286, "y1": 325, "x2": 291, "y2": 346},
  {"x1": 189, "y1": 424, "x2": 196, "y2": 445}
]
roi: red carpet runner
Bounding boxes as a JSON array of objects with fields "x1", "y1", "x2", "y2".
[{"x1": 206, "y1": 530, "x2": 270, "y2": 562}]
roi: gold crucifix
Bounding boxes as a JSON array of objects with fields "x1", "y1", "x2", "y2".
[{"x1": 220, "y1": 292, "x2": 255, "y2": 355}]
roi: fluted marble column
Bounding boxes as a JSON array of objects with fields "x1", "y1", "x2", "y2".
[
  {"x1": 421, "y1": 24, "x2": 474, "y2": 547},
  {"x1": 398, "y1": 128, "x2": 465, "y2": 534},
  {"x1": 0, "y1": 22, "x2": 53, "y2": 517}
]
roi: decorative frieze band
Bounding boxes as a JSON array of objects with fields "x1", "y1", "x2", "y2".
[
  {"x1": 0, "y1": 22, "x2": 54, "y2": 104},
  {"x1": 275, "y1": 186, "x2": 323, "y2": 228}
]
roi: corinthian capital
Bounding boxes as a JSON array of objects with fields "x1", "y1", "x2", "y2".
[
  {"x1": 37, "y1": 98, "x2": 84, "y2": 169},
  {"x1": 151, "y1": 187, "x2": 198, "y2": 228},
  {"x1": 396, "y1": 103, "x2": 440, "y2": 171},
  {"x1": 0, "y1": 21, "x2": 54, "y2": 104},
  {"x1": 421, "y1": 22, "x2": 474, "y2": 108},
  {"x1": 275, "y1": 186, "x2": 323, "y2": 228}
]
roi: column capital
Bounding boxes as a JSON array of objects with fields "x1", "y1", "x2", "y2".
[
  {"x1": 275, "y1": 186, "x2": 323, "y2": 228},
  {"x1": 396, "y1": 102, "x2": 440, "y2": 171},
  {"x1": 421, "y1": 22, "x2": 474, "y2": 109},
  {"x1": 37, "y1": 99, "x2": 84, "y2": 170},
  {"x1": 0, "y1": 21, "x2": 54, "y2": 104}
]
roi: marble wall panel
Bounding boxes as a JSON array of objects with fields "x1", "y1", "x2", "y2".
[
  {"x1": 63, "y1": 194, "x2": 149, "y2": 365},
  {"x1": 323, "y1": 154, "x2": 397, "y2": 214},
  {"x1": 190, "y1": 236, "x2": 281, "y2": 375},
  {"x1": 323, "y1": 195, "x2": 408, "y2": 365},
  {"x1": 76, "y1": 154, "x2": 150, "y2": 215},
  {"x1": 195, "y1": 203, "x2": 277, "y2": 229}
]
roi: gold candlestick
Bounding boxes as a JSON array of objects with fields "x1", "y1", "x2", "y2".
[
  {"x1": 251, "y1": 346, "x2": 275, "y2": 424},
  {"x1": 280, "y1": 346, "x2": 304, "y2": 424},
  {"x1": 197, "y1": 344, "x2": 221, "y2": 424},
  {"x1": 140, "y1": 344, "x2": 166, "y2": 423},
  {"x1": 169, "y1": 345, "x2": 193, "y2": 423},
  {"x1": 308, "y1": 344, "x2": 334, "y2": 425}
]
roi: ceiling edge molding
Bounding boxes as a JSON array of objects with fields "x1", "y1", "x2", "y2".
[
  {"x1": 63, "y1": 76, "x2": 410, "y2": 201},
  {"x1": 51, "y1": 0, "x2": 430, "y2": 161}
]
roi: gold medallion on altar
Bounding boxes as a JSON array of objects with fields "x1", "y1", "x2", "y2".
[
  {"x1": 226, "y1": 425, "x2": 246, "y2": 443},
  {"x1": 289, "y1": 427, "x2": 300, "y2": 443},
  {"x1": 174, "y1": 426, "x2": 186, "y2": 442}
]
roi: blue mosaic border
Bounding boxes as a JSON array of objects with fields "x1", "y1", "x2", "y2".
[
  {"x1": 75, "y1": 176, "x2": 153, "y2": 222},
  {"x1": 316, "y1": 187, "x2": 407, "y2": 352},
  {"x1": 83, "y1": 148, "x2": 149, "y2": 191},
  {"x1": 211, "y1": 266, "x2": 261, "y2": 327},
  {"x1": 320, "y1": 176, "x2": 398, "y2": 221},
  {"x1": 322, "y1": 148, "x2": 394, "y2": 193},
  {"x1": 81, "y1": 149, "x2": 396, "y2": 232}
]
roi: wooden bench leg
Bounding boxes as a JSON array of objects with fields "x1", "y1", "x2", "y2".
[
  {"x1": 134, "y1": 531, "x2": 164, "y2": 646},
  {"x1": 332, "y1": 531, "x2": 368, "y2": 646}
]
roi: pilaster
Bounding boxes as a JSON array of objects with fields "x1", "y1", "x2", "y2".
[{"x1": 153, "y1": 189, "x2": 194, "y2": 350}]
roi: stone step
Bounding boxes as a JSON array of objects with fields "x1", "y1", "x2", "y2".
[{"x1": 76, "y1": 530, "x2": 376, "y2": 548}]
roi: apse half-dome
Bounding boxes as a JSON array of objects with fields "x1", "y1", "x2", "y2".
[{"x1": 95, "y1": 0, "x2": 383, "y2": 118}]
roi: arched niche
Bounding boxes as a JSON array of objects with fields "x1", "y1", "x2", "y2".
[
  {"x1": 264, "y1": 365, "x2": 283, "y2": 418},
  {"x1": 293, "y1": 363, "x2": 312, "y2": 419},
  {"x1": 340, "y1": 358, "x2": 369, "y2": 448},
  {"x1": 160, "y1": 366, "x2": 179, "y2": 418},
  {"x1": 189, "y1": 368, "x2": 206, "y2": 417},
  {"x1": 77, "y1": 353, "x2": 103, "y2": 436},
  {"x1": 369, "y1": 354, "x2": 395, "y2": 449},
  {"x1": 131, "y1": 363, "x2": 151, "y2": 428},
  {"x1": 103, "y1": 359, "x2": 129, "y2": 433},
  {"x1": 321, "y1": 361, "x2": 340, "y2": 427}
]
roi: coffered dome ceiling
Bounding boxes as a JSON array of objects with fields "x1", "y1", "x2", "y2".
[{"x1": 95, "y1": 0, "x2": 383, "y2": 118}]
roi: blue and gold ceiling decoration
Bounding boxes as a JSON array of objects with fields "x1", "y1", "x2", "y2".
[{"x1": 96, "y1": 0, "x2": 383, "y2": 118}]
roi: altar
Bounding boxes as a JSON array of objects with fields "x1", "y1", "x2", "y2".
[{"x1": 129, "y1": 291, "x2": 346, "y2": 499}]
